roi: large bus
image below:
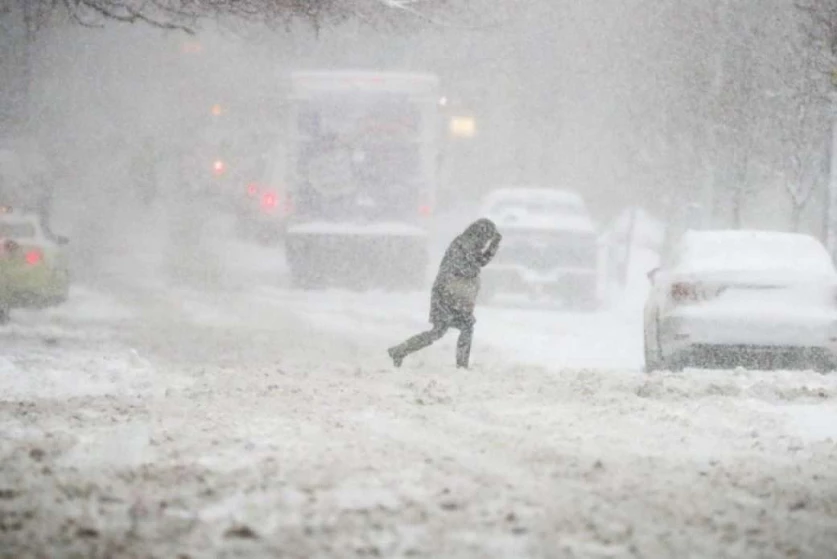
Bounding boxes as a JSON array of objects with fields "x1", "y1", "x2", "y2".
[{"x1": 283, "y1": 71, "x2": 440, "y2": 289}]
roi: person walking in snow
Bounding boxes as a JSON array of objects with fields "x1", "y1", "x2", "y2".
[{"x1": 388, "y1": 218, "x2": 502, "y2": 369}]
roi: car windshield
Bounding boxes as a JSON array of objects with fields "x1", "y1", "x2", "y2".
[
  {"x1": 490, "y1": 198, "x2": 583, "y2": 218},
  {"x1": 0, "y1": 222, "x2": 36, "y2": 239},
  {"x1": 678, "y1": 233, "x2": 834, "y2": 275}
]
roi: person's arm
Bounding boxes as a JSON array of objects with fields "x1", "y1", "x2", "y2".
[
  {"x1": 440, "y1": 238, "x2": 479, "y2": 279},
  {"x1": 477, "y1": 233, "x2": 502, "y2": 267}
]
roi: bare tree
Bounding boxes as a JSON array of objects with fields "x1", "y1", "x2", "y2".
[
  {"x1": 770, "y1": 31, "x2": 831, "y2": 232},
  {"x1": 612, "y1": 0, "x2": 767, "y2": 228},
  {"x1": 796, "y1": 0, "x2": 837, "y2": 246},
  {"x1": 0, "y1": 0, "x2": 485, "y2": 33},
  {"x1": 615, "y1": 0, "x2": 833, "y2": 233},
  {"x1": 0, "y1": 0, "x2": 486, "y2": 131},
  {"x1": 797, "y1": 0, "x2": 837, "y2": 62}
]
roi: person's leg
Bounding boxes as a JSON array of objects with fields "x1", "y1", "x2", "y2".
[
  {"x1": 388, "y1": 323, "x2": 448, "y2": 367},
  {"x1": 455, "y1": 324, "x2": 474, "y2": 368},
  {"x1": 453, "y1": 315, "x2": 475, "y2": 368}
]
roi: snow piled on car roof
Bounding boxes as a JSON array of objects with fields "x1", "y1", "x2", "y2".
[
  {"x1": 675, "y1": 229, "x2": 836, "y2": 277},
  {"x1": 482, "y1": 187, "x2": 596, "y2": 233}
]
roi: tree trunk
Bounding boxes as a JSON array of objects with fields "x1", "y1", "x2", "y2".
[
  {"x1": 826, "y1": 114, "x2": 837, "y2": 259},
  {"x1": 731, "y1": 187, "x2": 743, "y2": 229},
  {"x1": 791, "y1": 202, "x2": 803, "y2": 232},
  {"x1": 0, "y1": 2, "x2": 34, "y2": 134},
  {"x1": 20, "y1": 1, "x2": 35, "y2": 132},
  {"x1": 621, "y1": 206, "x2": 638, "y2": 288}
]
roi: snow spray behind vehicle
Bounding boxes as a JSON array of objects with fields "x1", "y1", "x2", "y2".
[{"x1": 284, "y1": 71, "x2": 440, "y2": 290}]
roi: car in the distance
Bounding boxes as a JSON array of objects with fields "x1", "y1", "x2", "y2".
[
  {"x1": 479, "y1": 187, "x2": 599, "y2": 310},
  {"x1": 0, "y1": 206, "x2": 70, "y2": 323},
  {"x1": 230, "y1": 146, "x2": 294, "y2": 244},
  {"x1": 644, "y1": 229, "x2": 837, "y2": 372},
  {"x1": 233, "y1": 179, "x2": 292, "y2": 244}
]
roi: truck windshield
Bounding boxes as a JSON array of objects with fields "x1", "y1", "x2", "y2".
[{"x1": 295, "y1": 94, "x2": 423, "y2": 217}]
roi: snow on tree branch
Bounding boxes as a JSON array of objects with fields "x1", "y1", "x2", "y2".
[{"x1": 1, "y1": 0, "x2": 486, "y2": 34}]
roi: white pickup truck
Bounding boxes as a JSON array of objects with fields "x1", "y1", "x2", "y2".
[{"x1": 479, "y1": 187, "x2": 599, "y2": 310}]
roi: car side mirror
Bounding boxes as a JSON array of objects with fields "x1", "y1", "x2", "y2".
[{"x1": 647, "y1": 267, "x2": 660, "y2": 283}]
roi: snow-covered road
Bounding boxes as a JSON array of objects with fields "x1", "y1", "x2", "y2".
[{"x1": 2, "y1": 262, "x2": 837, "y2": 557}]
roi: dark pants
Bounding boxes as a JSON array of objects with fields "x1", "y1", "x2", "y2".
[{"x1": 390, "y1": 316, "x2": 475, "y2": 368}]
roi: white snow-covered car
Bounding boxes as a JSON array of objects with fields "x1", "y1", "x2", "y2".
[
  {"x1": 644, "y1": 229, "x2": 837, "y2": 372},
  {"x1": 480, "y1": 188, "x2": 598, "y2": 309}
]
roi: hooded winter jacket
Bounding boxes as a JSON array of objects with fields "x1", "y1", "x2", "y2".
[{"x1": 429, "y1": 218, "x2": 501, "y2": 326}]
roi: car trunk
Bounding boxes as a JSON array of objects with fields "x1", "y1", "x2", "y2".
[{"x1": 666, "y1": 270, "x2": 837, "y2": 326}]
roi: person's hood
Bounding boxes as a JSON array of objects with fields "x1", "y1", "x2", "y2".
[{"x1": 461, "y1": 218, "x2": 498, "y2": 246}]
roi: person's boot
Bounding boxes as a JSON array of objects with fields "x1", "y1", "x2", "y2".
[
  {"x1": 388, "y1": 346, "x2": 405, "y2": 368},
  {"x1": 388, "y1": 326, "x2": 448, "y2": 368}
]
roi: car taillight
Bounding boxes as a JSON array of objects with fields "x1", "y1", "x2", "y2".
[
  {"x1": 671, "y1": 282, "x2": 697, "y2": 302},
  {"x1": 212, "y1": 160, "x2": 226, "y2": 176},
  {"x1": 262, "y1": 192, "x2": 277, "y2": 209},
  {"x1": 247, "y1": 183, "x2": 259, "y2": 197},
  {"x1": 671, "y1": 282, "x2": 724, "y2": 304},
  {"x1": 25, "y1": 249, "x2": 43, "y2": 265},
  {"x1": 418, "y1": 204, "x2": 432, "y2": 217}
]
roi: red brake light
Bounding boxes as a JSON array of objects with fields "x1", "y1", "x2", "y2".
[
  {"x1": 212, "y1": 160, "x2": 226, "y2": 176},
  {"x1": 418, "y1": 204, "x2": 432, "y2": 217},
  {"x1": 671, "y1": 282, "x2": 697, "y2": 302},
  {"x1": 25, "y1": 249, "x2": 43, "y2": 265},
  {"x1": 262, "y1": 192, "x2": 277, "y2": 209},
  {"x1": 247, "y1": 183, "x2": 259, "y2": 197},
  {"x1": 671, "y1": 282, "x2": 725, "y2": 304}
]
